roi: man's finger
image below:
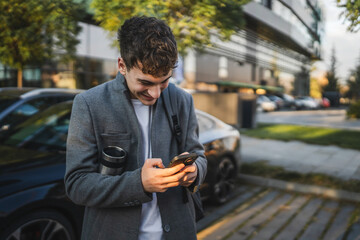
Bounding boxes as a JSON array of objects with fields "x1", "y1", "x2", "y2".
[
  {"x1": 179, "y1": 152, "x2": 189, "y2": 155},
  {"x1": 144, "y1": 158, "x2": 165, "y2": 169},
  {"x1": 160, "y1": 171, "x2": 187, "y2": 183},
  {"x1": 164, "y1": 163, "x2": 185, "y2": 175},
  {"x1": 180, "y1": 163, "x2": 197, "y2": 173}
]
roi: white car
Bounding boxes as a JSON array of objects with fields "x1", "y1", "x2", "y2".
[
  {"x1": 256, "y1": 95, "x2": 276, "y2": 112},
  {"x1": 294, "y1": 96, "x2": 320, "y2": 110}
]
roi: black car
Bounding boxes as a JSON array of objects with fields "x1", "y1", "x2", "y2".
[
  {"x1": 0, "y1": 98, "x2": 241, "y2": 240},
  {"x1": 0, "y1": 101, "x2": 83, "y2": 240},
  {"x1": 0, "y1": 87, "x2": 83, "y2": 138}
]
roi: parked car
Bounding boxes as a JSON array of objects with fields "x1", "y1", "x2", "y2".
[
  {"x1": 0, "y1": 87, "x2": 83, "y2": 138},
  {"x1": 0, "y1": 98, "x2": 241, "y2": 239},
  {"x1": 266, "y1": 95, "x2": 284, "y2": 110},
  {"x1": 280, "y1": 93, "x2": 295, "y2": 109},
  {"x1": 294, "y1": 96, "x2": 320, "y2": 110},
  {"x1": 321, "y1": 97, "x2": 331, "y2": 108},
  {"x1": 196, "y1": 110, "x2": 241, "y2": 204},
  {"x1": 256, "y1": 95, "x2": 276, "y2": 112}
]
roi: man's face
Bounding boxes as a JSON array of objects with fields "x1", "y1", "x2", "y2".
[{"x1": 118, "y1": 58, "x2": 172, "y2": 106}]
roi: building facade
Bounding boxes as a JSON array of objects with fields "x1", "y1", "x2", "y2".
[
  {"x1": 0, "y1": 0, "x2": 324, "y2": 96},
  {"x1": 182, "y1": 0, "x2": 324, "y2": 96}
]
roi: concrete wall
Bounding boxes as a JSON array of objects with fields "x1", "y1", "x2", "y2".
[{"x1": 192, "y1": 92, "x2": 257, "y2": 128}]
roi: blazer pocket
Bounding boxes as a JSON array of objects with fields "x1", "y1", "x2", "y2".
[{"x1": 101, "y1": 133, "x2": 131, "y2": 153}]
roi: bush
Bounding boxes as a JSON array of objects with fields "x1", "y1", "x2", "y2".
[{"x1": 347, "y1": 100, "x2": 360, "y2": 119}]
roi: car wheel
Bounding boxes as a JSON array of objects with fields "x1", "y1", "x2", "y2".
[
  {"x1": 211, "y1": 156, "x2": 236, "y2": 204},
  {"x1": 2, "y1": 210, "x2": 76, "y2": 240}
]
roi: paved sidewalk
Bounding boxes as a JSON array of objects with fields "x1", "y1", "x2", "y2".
[
  {"x1": 197, "y1": 185, "x2": 360, "y2": 240},
  {"x1": 197, "y1": 137, "x2": 360, "y2": 239},
  {"x1": 241, "y1": 135, "x2": 360, "y2": 180}
]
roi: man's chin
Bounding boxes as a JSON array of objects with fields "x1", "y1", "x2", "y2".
[{"x1": 140, "y1": 97, "x2": 157, "y2": 106}]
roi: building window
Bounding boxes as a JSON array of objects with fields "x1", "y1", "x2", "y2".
[{"x1": 251, "y1": 64, "x2": 256, "y2": 82}]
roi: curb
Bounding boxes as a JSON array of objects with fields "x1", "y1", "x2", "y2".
[{"x1": 238, "y1": 173, "x2": 360, "y2": 202}]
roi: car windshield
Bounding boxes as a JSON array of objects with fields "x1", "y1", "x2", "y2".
[
  {"x1": 197, "y1": 113, "x2": 216, "y2": 133},
  {"x1": 1, "y1": 101, "x2": 73, "y2": 151},
  {"x1": 0, "y1": 95, "x2": 19, "y2": 111},
  {"x1": 196, "y1": 111, "x2": 226, "y2": 133},
  {"x1": 258, "y1": 95, "x2": 271, "y2": 102}
]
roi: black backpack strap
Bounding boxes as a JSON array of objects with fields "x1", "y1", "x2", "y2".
[
  {"x1": 162, "y1": 83, "x2": 183, "y2": 151},
  {"x1": 162, "y1": 83, "x2": 204, "y2": 222}
]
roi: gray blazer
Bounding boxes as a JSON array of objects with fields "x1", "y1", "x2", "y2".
[{"x1": 64, "y1": 72, "x2": 207, "y2": 240}]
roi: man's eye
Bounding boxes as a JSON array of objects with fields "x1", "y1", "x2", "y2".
[
  {"x1": 162, "y1": 79, "x2": 170, "y2": 84},
  {"x1": 140, "y1": 81, "x2": 152, "y2": 86}
]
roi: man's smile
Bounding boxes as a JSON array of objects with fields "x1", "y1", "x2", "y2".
[{"x1": 141, "y1": 92, "x2": 155, "y2": 101}]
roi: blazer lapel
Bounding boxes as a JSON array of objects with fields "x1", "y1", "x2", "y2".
[{"x1": 111, "y1": 72, "x2": 144, "y2": 167}]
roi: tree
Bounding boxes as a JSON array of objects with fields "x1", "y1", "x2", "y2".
[
  {"x1": 324, "y1": 47, "x2": 340, "y2": 92},
  {"x1": 346, "y1": 53, "x2": 360, "y2": 100},
  {"x1": 91, "y1": 0, "x2": 251, "y2": 55},
  {"x1": 337, "y1": 0, "x2": 360, "y2": 32},
  {"x1": 0, "y1": 0, "x2": 85, "y2": 87}
]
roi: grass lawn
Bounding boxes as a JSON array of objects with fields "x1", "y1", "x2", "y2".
[
  {"x1": 240, "y1": 123, "x2": 360, "y2": 151},
  {"x1": 240, "y1": 161, "x2": 360, "y2": 193}
]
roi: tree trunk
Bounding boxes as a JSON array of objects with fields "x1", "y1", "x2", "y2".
[{"x1": 17, "y1": 68, "x2": 23, "y2": 88}]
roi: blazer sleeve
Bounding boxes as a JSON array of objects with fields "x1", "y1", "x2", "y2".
[{"x1": 64, "y1": 94, "x2": 152, "y2": 208}]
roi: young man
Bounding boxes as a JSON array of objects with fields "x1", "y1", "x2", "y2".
[{"x1": 65, "y1": 16, "x2": 207, "y2": 240}]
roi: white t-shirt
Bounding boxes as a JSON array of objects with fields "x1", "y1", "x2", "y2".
[{"x1": 131, "y1": 99, "x2": 164, "y2": 240}]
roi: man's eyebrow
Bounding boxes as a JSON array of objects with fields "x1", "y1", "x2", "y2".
[
  {"x1": 162, "y1": 75, "x2": 172, "y2": 83},
  {"x1": 137, "y1": 75, "x2": 172, "y2": 84}
]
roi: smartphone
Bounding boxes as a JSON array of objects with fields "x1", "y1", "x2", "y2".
[{"x1": 168, "y1": 153, "x2": 198, "y2": 168}]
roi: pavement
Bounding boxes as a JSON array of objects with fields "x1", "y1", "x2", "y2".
[
  {"x1": 241, "y1": 135, "x2": 360, "y2": 181},
  {"x1": 256, "y1": 108, "x2": 360, "y2": 131},
  {"x1": 244, "y1": 108, "x2": 360, "y2": 181},
  {"x1": 196, "y1": 109, "x2": 360, "y2": 239}
]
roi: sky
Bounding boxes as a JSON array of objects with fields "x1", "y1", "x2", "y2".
[{"x1": 314, "y1": 1, "x2": 360, "y2": 84}]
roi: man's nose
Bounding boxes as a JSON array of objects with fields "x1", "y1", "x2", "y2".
[{"x1": 148, "y1": 85, "x2": 161, "y2": 99}]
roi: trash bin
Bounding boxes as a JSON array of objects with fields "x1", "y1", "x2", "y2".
[{"x1": 238, "y1": 93, "x2": 257, "y2": 129}]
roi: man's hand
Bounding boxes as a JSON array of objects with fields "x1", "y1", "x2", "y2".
[
  {"x1": 141, "y1": 158, "x2": 186, "y2": 193},
  {"x1": 179, "y1": 163, "x2": 198, "y2": 187},
  {"x1": 176, "y1": 152, "x2": 198, "y2": 187}
]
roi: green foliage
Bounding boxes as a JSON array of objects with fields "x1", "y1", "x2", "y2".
[
  {"x1": 337, "y1": 0, "x2": 360, "y2": 32},
  {"x1": 91, "y1": 0, "x2": 251, "y2": 55},
  {"x1": 240, "y1": 123, "x2": 360, "y2": 150},
  {"x1": 324, "y1": 47, "x2": 340, "y2": 92},
  {"x1": 347, "y1": 100, "x2": 360, "y2": 118},
  {"x1": 0, "y1": 0, "x2": 85, "y2": 70}
]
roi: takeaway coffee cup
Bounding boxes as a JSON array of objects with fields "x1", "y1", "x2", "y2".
[{"x1": 100, "y1": 146, "x2": 127, "y2": 175}]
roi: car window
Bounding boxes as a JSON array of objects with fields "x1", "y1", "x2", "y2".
[
  {"x1": 0, "y1": 96, "x2": 74, "y2": 134},
  {"x1": 197, "y1": 113, "x2": 216, "y2": 133},
  {"x1": 2, "y1": 101, "x2": 73, "y2": 151}
]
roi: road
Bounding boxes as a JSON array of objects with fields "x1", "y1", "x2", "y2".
[
  {"x1": 198, "y1": 184, "x2": 360, "y2": 240},
  {"x1": 256, "y1": 108, "x2": 360, "y2": 131}
]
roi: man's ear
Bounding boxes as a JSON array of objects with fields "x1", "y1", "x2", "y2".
[{"x1": 118, "y1": 58, "x2": 127, "y2": 75}]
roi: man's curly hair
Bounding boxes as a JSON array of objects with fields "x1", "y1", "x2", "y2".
[{"x1": 118, "y1": 16, "x2": 178, "y2": 77}]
